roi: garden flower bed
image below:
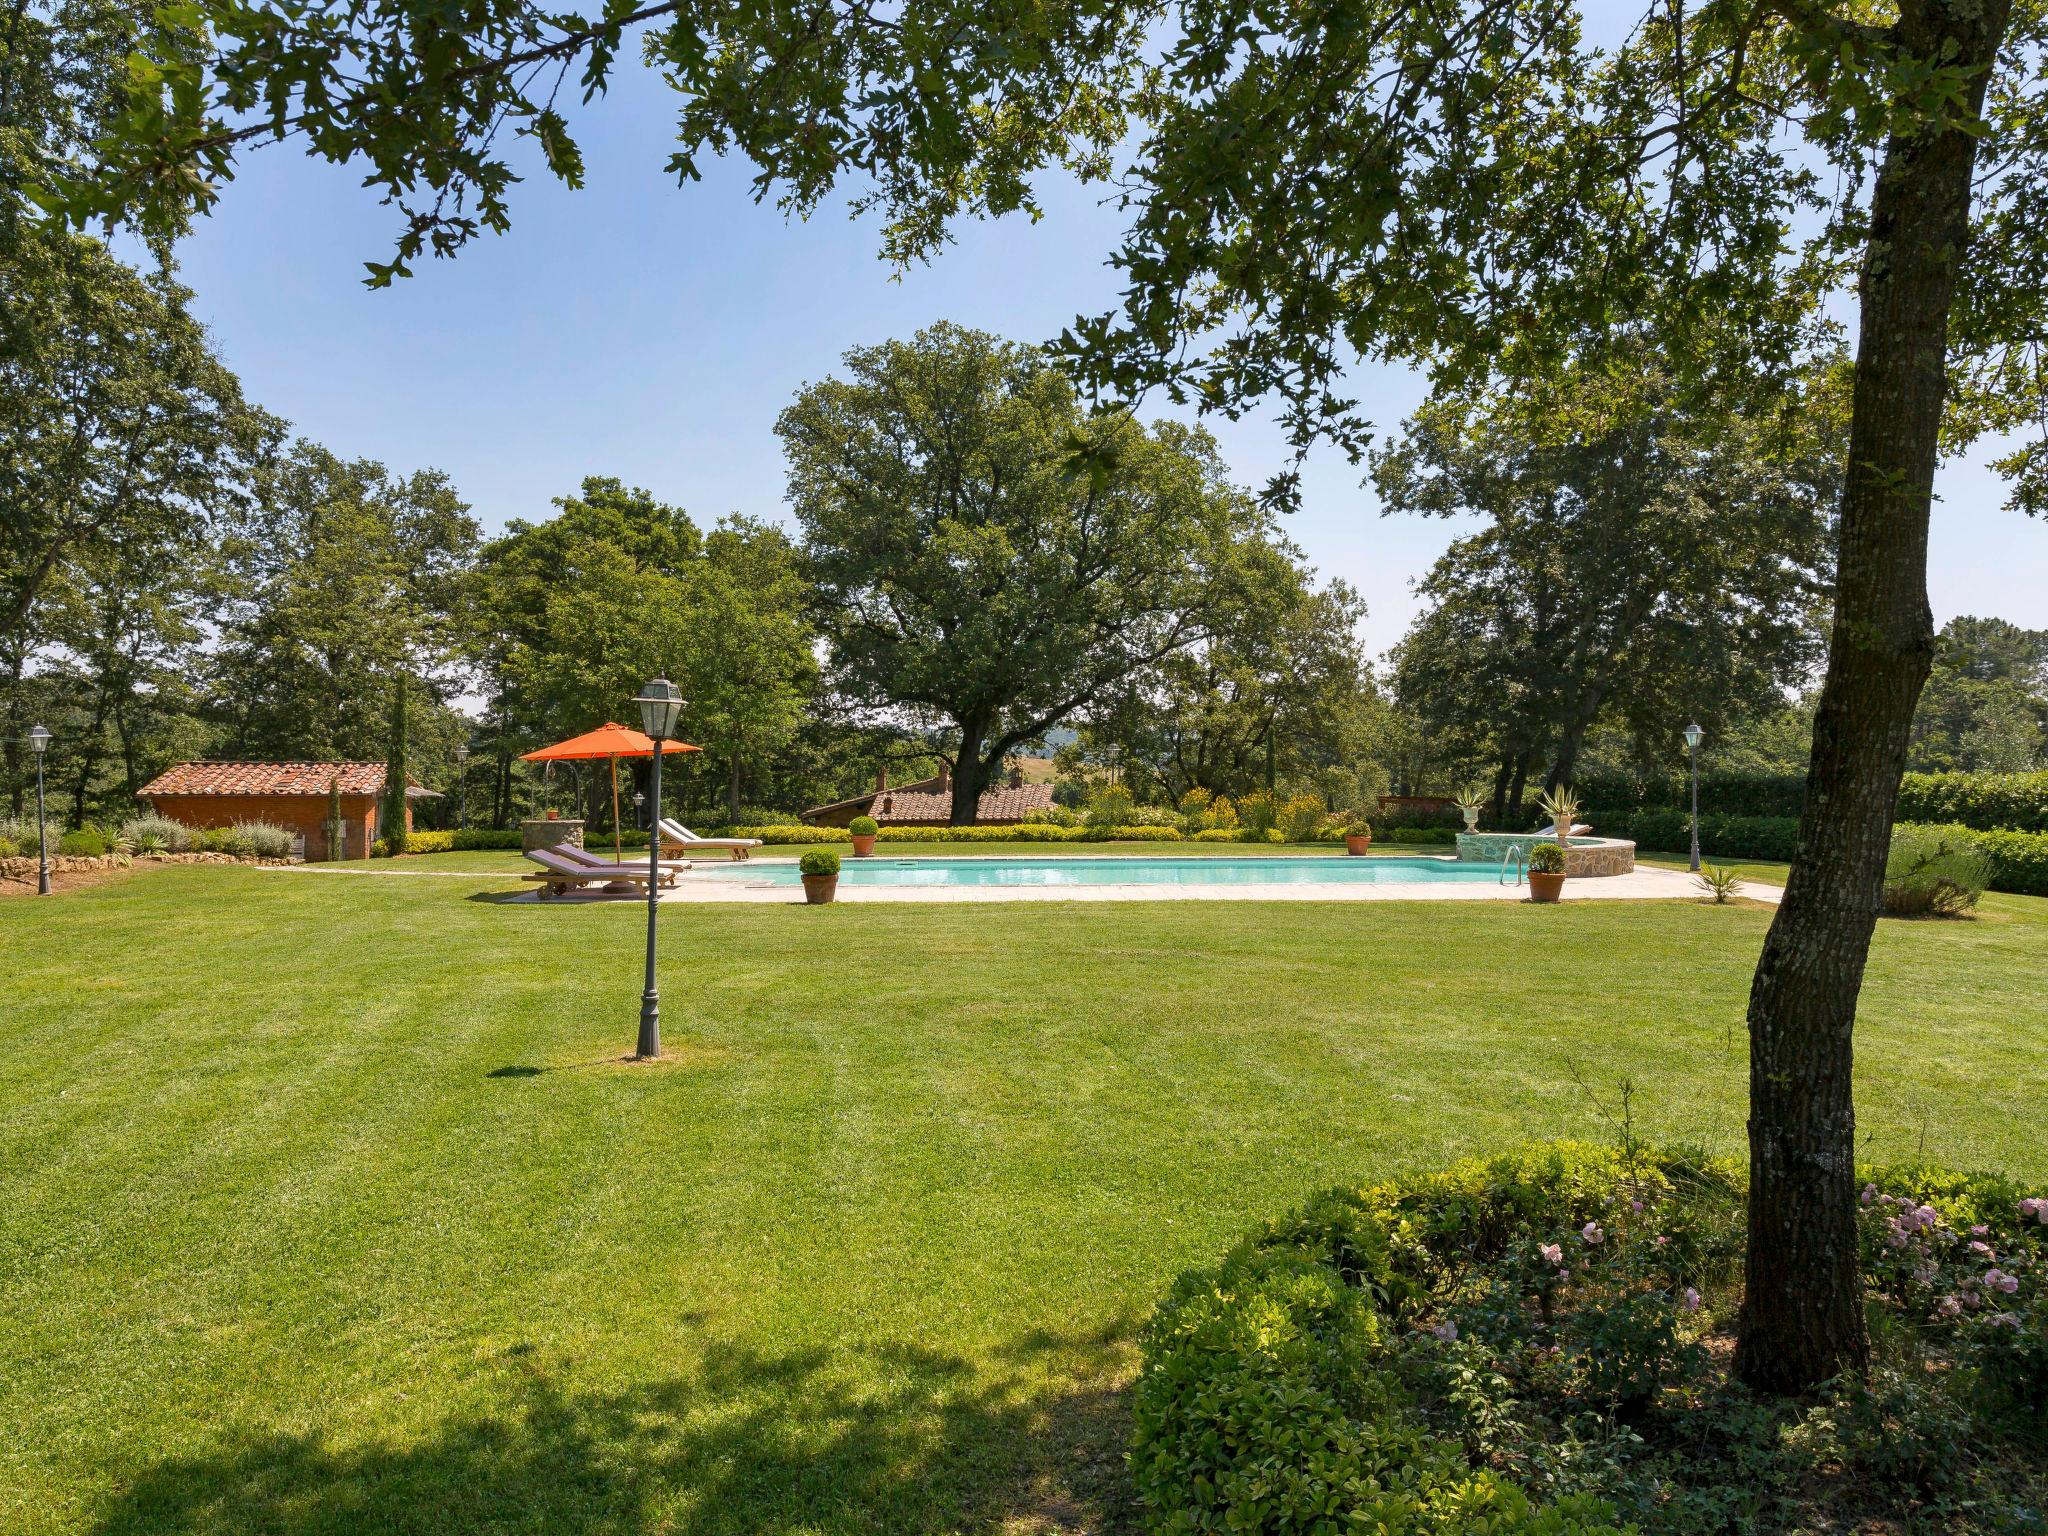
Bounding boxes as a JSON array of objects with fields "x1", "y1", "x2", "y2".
[{"x1": 1134, "y1": 1142, "x2": 2046, "y2": 1534}]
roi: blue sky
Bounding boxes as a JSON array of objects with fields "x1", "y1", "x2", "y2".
[{"x1": 171, "y1": 58, "x2": 2046, "y2": 662}]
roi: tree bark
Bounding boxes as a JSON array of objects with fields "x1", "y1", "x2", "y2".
[
  {"x1": 949, "y1": 749, "x2": 986, "y2": 825},
  {"x1": 1734, "y1": 0, "x2": 2008, "y2": 1396}
]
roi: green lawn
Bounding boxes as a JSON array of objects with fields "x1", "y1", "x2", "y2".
[{"x1": 4, "y1": 864, "x2": 2044, "y2": 1535}]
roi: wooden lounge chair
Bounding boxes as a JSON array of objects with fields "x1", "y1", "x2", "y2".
[
  {"x1": 657, "y1": 817, "x2": 764, "y2": 862},
  {"x1": 523, "y1": 845, "x2": 690, "y2": 898},
  {"x1": 553, "y1": 842, "x2": 693, "y2": 878}
]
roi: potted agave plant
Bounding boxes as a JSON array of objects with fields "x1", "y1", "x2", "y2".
[
  {"x1": 1454, "y1": 784, "x2": 1486, "y2": 833},
  {"x1": 800, "y1": 848, "x2": 841, "y2": 904},
  {"x1": 1342, "y1": 816, "x2": 1373, "y2": 856},
  {"x1": 848, "y1": 814, "x2": 879, "y2": 857},
  {"x1": 1526, "y1": 839, "x2": 1568, "y2": 902},
  {"x1": 1537, "y1": 785, "x2": 1581, "y2": 846}
]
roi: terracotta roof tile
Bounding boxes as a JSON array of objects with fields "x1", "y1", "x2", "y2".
[
  {"x1": 868, "y1": 783, "x2": 1057, "y2": 825},
  {"x1": 138, "y1": 761, "x2": 395, "y2": 797}
]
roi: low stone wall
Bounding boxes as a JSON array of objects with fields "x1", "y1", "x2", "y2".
[
  {"x1": 521, "y1": 817, "x2": 585, "y2": 853},
  {"x1": 0, "y1": 851, "x2": 297, "y2": 880},
  {"x1": 1454, "y1": 832, "x2": 1635, "y2": 876}
]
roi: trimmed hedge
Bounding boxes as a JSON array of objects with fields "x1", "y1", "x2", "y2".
[
  {"x1": 1898, "y1": 771, "x2": 2048, "y2": 834},
  {"x1": 1602, "y1": 811, "x2": 2048, "y2": 897},
  {"x1": 1581, "y1": 770, "x2": 2048, "y2": 833},
  {"x1": 1956, "y1": 825, "x2": 2048, "y2": 897}
]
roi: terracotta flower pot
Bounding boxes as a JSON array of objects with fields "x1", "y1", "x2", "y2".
[
  {"x1": 1344, "y1": 833, "x2": 1372, "y2": 856},
  {"x1": 802, "y1": 872, "x2": 839, "y2": 905},
  {"x1": 850, "y1": 834, "x2": 877, "y2": 857},
  {"x1": 1528, "y1": 870, "x2": 1567, "y2": 904}
]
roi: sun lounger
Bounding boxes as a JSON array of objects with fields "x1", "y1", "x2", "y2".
[
  {"x1": 657, "y1": 817, "x2": 764, "y2": 861},
  {"x1": 553, "y1": 841, "x2": 692, "y2": 876},
  {"x1": 522, "y1": 845, "x2": 689, "y2": 898}
]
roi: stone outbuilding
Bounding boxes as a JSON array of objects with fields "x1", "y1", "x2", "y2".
[{"x1": 136, "y1": 761, "x2": 432, "y2": 860}]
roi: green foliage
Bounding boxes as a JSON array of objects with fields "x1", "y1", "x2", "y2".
[
  {"x1": 847, "y1": 815, "x2": 878, "y2": 837},
  {"x1": 1141, "y1": 1145, "x2": 2048, "y2": 1535},
  {"x1": 1604, "y1": 810, "x2": 1803, "y2": 864},
  {"x1": 798, "y1": 849, "x2": 840, "y2": 877},
  {"x1": 1278, "y1": 791, "x2": 1325, "y2": 843},
  {"x1": 1382, "y1": 369, "x2": 1838, "y2": 804},
  {"x1": 1235, "y1": 789, "x2": 1278, "y2": 839},
  {"x1": 1082, "y1": 783, "x2": 1134, "y2": 829},
  {"x1": 57, "y1": 826, "x2": 108, "y2": 856},
  {"x1": 1882, "y1": 826, "x2": 1993, "y2": 918},
  {"x1": 1527, "y1": 841, "x2": 1566, "y2": 874},
  {"x1": 383, "y1": 674, "x2": 410, "y2": 855},
  {"x1": 0, "y1": 834, "x2": 19, "y2": 859},
  {"x1": 1583, "y1": 769, "x2": 2048, "y2": 834},
  {"x1": 1900, "y1": 773, "x2": 2048, "y2": 835},
  {"x1": 1971, "y1": 827, "x2": 2048, "y2": 897},
  {"x1": 783, "y1": 324, "x2": 1282, "y2": 817}
]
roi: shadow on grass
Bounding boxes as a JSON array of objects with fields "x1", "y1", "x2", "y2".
[
  {"x1": 89, "y1": 1325, "x2": 1139, "y2": 1536},
  {"x1": 485, "y1": 1064, "x2": 545, "y2": 1079}
]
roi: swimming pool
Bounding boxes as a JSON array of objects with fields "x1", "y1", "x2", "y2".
[{"x1": 694, "y1": 855, "x2": 1505, "y2": 888}]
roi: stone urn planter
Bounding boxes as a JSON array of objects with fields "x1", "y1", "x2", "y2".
[
  {"x1": 848, "y1": 816, "x2": 878, "y2": 858},
  {"x1": 1344, "y1": 832, "x2": 1372, "y2": 856},
  {"x1": 800, "y1": 849, "x2": 840, "y2": 904}
]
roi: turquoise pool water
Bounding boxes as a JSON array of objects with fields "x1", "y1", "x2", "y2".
[{"x1": 695, "y1": 855, "x2": 1501, "y2": 887}]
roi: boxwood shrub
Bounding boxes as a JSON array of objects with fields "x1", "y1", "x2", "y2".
[
  {"x1": 1134, "y1": 1143, "x2": 2048, "y2": 1535},
  {"x1": 1133, "y1": 1143, "x2": 1685, "y2": 1535}
]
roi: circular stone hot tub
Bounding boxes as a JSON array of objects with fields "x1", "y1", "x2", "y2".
[{"x1": 1454, "y1": 831, "x2": 1636, "y2": 876}]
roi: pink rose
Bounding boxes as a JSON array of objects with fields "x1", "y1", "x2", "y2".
[
  {"x1": 1681, "y1": 1287, "x2": 1701, "y2": 1312},
  {"x1": 1539, "y1": 1243, "x2": 1563, "y2": 1265},
  {"x1": 1581, "y1": 1222, "x2": 1604, "y2": 1245}
]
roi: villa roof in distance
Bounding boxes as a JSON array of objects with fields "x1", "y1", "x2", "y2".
[
  {"x1": 869, "y1": 783, "x2": 1058, "y2": 824},
  {"x1": 803, "y1": 771, "x2": 1057, "y2": 826},
  {"x1": 137, "y1": 761, "x2": 423, "y2": 798}
]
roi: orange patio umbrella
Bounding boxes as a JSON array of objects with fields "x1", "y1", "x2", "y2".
[{"x1": 520, "y1": 723, "x2": 700, "y2": 865}]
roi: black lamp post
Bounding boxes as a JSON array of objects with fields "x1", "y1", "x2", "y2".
[
  {"x1": 632, "y1": 678, "x2": 686, "y2": 1060},
  {"x1": 455, "y1": 741, "x2": 469, "y2": 830},
  {"x1": 1684, "y1": 721, "x2": 1704, "y2": 872},
  {"x1": 28, "y1": 724, "x2": 51, "y2": 896}
]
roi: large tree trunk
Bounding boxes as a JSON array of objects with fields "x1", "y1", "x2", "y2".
[
  {"x1": 949, "y1": 751, "x2": 986, "y2": 825},
  {"x1": 1734, "y1": 0, "x2": 2008, "y2": 1396}
]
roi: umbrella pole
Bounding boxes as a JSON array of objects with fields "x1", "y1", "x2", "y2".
[{"x1": 611, "y1": 755, "x2": 622, "y2": 864}]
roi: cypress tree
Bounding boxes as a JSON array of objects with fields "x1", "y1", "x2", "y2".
[{"x1": 383, "y1": 674, "x2": 409, "y2": 853}]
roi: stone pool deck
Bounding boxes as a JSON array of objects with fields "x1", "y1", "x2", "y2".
[{"x1": 509, "y1": 858, "x2": 1778, "y2": 906}]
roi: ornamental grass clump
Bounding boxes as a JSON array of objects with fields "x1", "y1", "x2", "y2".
[
  {"x1": 121, "y1": 815, "x2": 195, "y2": 854},
  {"x1": 1882, "y1": 824, "x2": 1992, "y2": 917}
]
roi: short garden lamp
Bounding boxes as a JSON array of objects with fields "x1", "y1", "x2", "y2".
[
  {"x1": 454, "y1": 741, "x2": 469, "y2": 830},
  {"x1": 1683, "y1": 721, "x2": 1704, "y2": 872},
  {"x1": 28, "y1": 724, "x2": 52, "y2": 896},
  {"x1": 630, "y1": 678, "x2": 686, "y2": 1060}
]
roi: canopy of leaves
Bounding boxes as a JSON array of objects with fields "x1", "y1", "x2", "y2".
[{"x1": 779, "y1": 323, "x2": 1282, "y2": 803}]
